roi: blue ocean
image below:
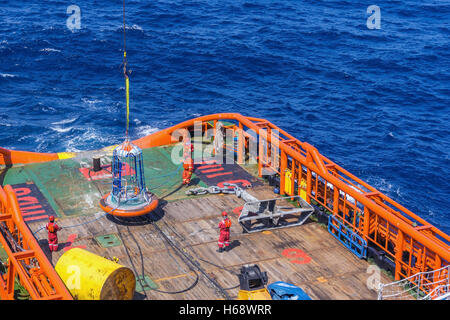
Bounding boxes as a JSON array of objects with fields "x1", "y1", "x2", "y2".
[{"x1": 0, "y1": 1, "x2": 449, "y2": 234}]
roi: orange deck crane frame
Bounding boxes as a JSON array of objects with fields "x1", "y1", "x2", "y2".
[{"x1": 1, "y1": 113, "x2": 449, "y2": 298}]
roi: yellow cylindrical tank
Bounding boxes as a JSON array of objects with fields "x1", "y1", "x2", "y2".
[{"x1": 55, "y1": 248, "x2": 136, "y2": 300}]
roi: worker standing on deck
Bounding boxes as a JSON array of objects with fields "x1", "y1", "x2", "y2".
[
  {"x1": 46, "y1": 216, "x2": 61, "y2": 252},
  {"x1": 217, "y1": 211, "x2": 232, "y2": 253},
  {"x1": 182, "y1": 151, "x2": 194, "y2": 185}
]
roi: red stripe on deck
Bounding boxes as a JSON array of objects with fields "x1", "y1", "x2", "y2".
[
  {"x1": 200, "y1": 167, "x2": 225, "y2": 173},
  {"x1": 197, "y1": 164, "x2": 222, "y2": 170},
  {"x1": 20, "y1": 205, "x2": 43, "y2": 212},
  {"x1": 22, "y1": 210, "x2": 46, "y2": 216},
  {"x1": 232, "y1": 206, "x2": 243, "y2": 215},
  {"x1": 24, "y1": 215, "x2": 49, "y2": 222},
  {"x1": 206, "y1": 172, "x2": 233, "y2": 178}
]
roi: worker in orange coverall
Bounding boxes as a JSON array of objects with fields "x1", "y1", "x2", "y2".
[
  {"x1": 46, "y1": 216, "x2": 61, "y2": 252},
  {"x1": 182, "y1": 151, "x2": 194, "y2": 185},
  {"x1": 217, "y1": 211, "x2": 232, "y2": 253}
]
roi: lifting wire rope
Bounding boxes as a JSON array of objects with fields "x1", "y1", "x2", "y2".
[
  {"x1": 90, "y1": 160, "x2": 202, "y2": 296},
  {"x1": 113, "y1": 2, "x2": 202, "y2": 296},
  {"x1": 33, "y1": 0, "x2": 238, "y2": 298},
  {"x1": 147, "y1": 218, "x2": 232, "y2": 299},
  {"x1": 31, "y1": 164, "x2": 240, "y2": 297},
  {"x1": 31, "y1": 160, "x2": 181, "y2": 236},
  {"x1": 99, "y1": 176, "x2": 238, "y2": 296},
  {"x1": 118, "y1": 218, "x2": 200, "y2": 296},
  {"x1": 122, "y1": 0, "x2": 130, "y2": 139}
]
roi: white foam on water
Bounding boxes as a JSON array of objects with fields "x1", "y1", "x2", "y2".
[
  {"x1": 123, "y1": 24, "x2": 143, "y2": 31},
  {"x1": 367, "y1": 177, "x2": 402, "y2": 199},
  {"x1": 40, "y1": 48, "x2": 61, "y2": 53},
  {"x1": 51, "y1": 117, "x2": 78, "y2": 125},
  {"x1": 136, "y1": 125, "x2": 159, "y2": 137},
  {"x1": 0, "y1": 73, "x2": 15, "y2": 78},
  {"x1": 50, "y1": 126, "x2": 73, "y2": 133},
  {"x1": 82, "y1": 98, "x2": 103, "y2": 104},
  {"x1": 64, "y1": 127, "x2": 113, "y2": 152}
]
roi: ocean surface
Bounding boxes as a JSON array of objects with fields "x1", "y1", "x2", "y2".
[{"x1": 0, "y1": 1, "x2": 449, "y2": 234}]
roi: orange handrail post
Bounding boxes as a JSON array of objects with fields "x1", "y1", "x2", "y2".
[
  {"x1": 306, "y1": 169, "x2": 312, "y2": 204},
  {"x1": 6, "y1": 259, "x2": 15, "y2": 299},
  {"x1": 394, "y1": 231, "x2": 404, "y2": 280},
  {"x1": 292, "y1": 162, "x2": 297, "y2": 197},
  {"x1": 333, "y1": 183, "x2": 339, "y2": 215},
  {"x1": 363, "y1": 207, "x2": 370, "y2": 241},
  {"x1": 280, "y1": 150, "x2": 287, "y2": 195},
  {"x1": 237, "y1": 123, "x2": 244, "y2": 164},
  {"x1": 258, "y1": 129, "x2": 265, "y2": 177}
]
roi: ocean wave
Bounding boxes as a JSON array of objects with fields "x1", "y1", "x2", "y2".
[
  {"x1": 0, "y1": 73, "x2": 15, "y2": 78},
  {"x1": 50, "y1": 126, "x2": 73, "y2": 133},
  {"x1": 136, "y1": 125, "x2": 159, "y2": 137},
  {"x1": 40, "y1": 48, "x2": 61, "y2": 53},
  {"x1": 115, "y1": 24, "x2": 144, "y2": 32},
  {"x1": 64, "y1": 127, "x2": 115, "y2": 152},
  {"x1": 366, "y1": 177, "x2": 403, "y2": 200},
  {"x1": 128, "y1": 24, "x2": 143, "y2": 31},
  {"x1": 82, "y1": 98, "x2": 103, "y2": 104},
  {"x1": 51, "y1": 117, "x2": 78, "y2": 125}
]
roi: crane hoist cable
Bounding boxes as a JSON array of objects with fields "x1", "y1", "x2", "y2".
[{"x1": 122, "y1": 0, "x2": 130, "y2": 138}]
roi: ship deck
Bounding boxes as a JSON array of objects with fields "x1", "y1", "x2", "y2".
[{"x1": 0, "y1": 143, "x2": 392, "y2": 300}]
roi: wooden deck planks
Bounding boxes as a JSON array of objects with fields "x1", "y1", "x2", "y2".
[{"x1": 29, "y1": 182, "x2": 390, "y2": 300}]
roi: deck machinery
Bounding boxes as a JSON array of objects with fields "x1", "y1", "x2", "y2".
[{"x1": 187, "y1": 183, "x2": 314, "y2": 233}]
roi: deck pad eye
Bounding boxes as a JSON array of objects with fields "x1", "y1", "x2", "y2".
[{"x1": 95, "y1": 234, "x2": 122, "y2": 248}]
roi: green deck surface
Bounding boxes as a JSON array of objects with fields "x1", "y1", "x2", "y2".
[{"x1": 1, "y1": 144, "x2": 207, "y2": 220}]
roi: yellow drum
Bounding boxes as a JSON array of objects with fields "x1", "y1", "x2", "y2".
[{"x1": 55, "y1": 248, "x2": 135, "y2": 300}]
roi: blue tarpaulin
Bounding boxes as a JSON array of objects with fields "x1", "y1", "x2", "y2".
[{"x1": 268, "y1": 281, "x2": 311, "y2": 300}]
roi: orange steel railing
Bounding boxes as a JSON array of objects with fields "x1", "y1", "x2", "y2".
[
  {"x1": 135, "y1": 113, "x2": 450, "y2": 294},
  {"x1": 0, "y1": 185, "x2": 72, "y2": 300},
  {"x1": 1, "y1": 113, "x2": 449, "y2": 297}
]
